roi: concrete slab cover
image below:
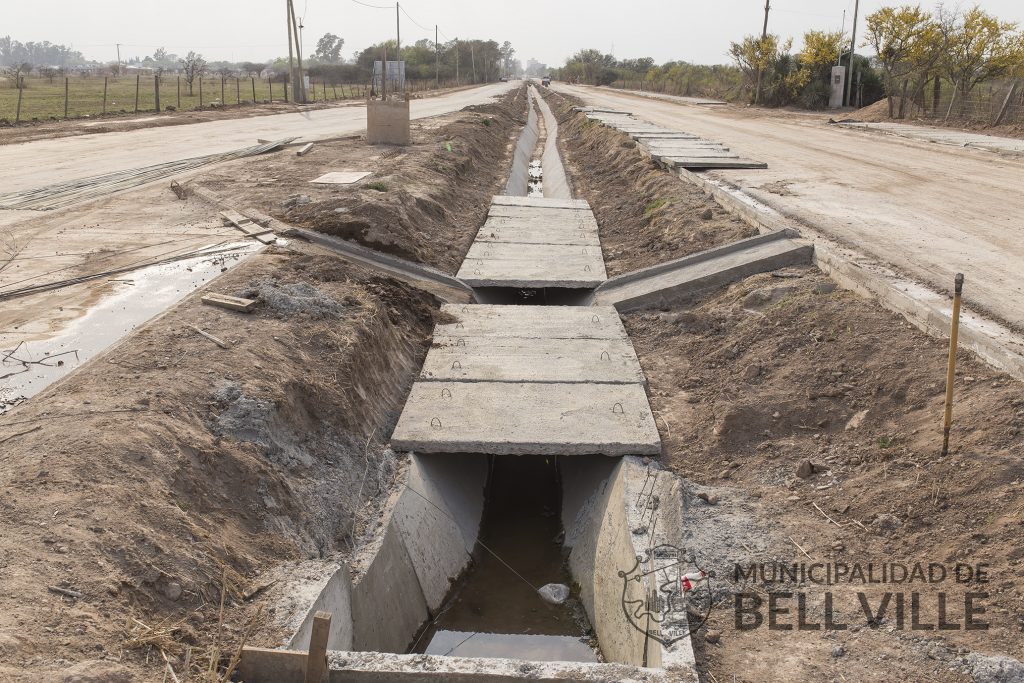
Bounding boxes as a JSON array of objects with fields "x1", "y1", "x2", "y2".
[
  {"x1": 421, "y1": 336, "x2": 645, "y2": 384},
  {"x1": 490, "y1": 195, "x2": 589, "y2": 210},
  {"x1": 434, "y1": 304, "x2": 629, "y2": 340},
  {"x1": 487, "y1": 204, "x2": 597, "y2": 220},
  {"x1": 630, "y1": 132, "x2": 700, "y2": 140},
  {"x1": 389, "y1": 381, "x2": 661, "y2": 455},
  {"x1": 474, "y1": 224, "x2": 601, "y2": 246},
  {"x1": 483, "y1": 214, "x2": 599, "y2": 230},
  {"x1": 457, "y1": 242, "x2": 607, "y2": 288},
  {"x1": 311, "y1": 171, "x2": 372, "y2": 184}
]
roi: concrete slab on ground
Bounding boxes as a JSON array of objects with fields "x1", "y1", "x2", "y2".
[
  {"x1": 593, "y1": 234, "x2": 812, "y2": 310},
  {"x1": 630, "y1": 132, "x2": 700, "y2": 140},
  {"x1": 435, "y1": 304, "x2": 629, "y2": 340},
  {"x1": 491, "y1": 196, "x2": 590, "y2": 210},
  {"x1": 310, "y1": 171, "x2": 372, "y2": 184},
  {"x1": 421, "y1": 336, "x2": 645, "y2": 384},
  {"x1": 390, "y1": 380, "x2": 660, "y2": 455},
  {"x1": 483, "y1": 214, "x2": 599, "y2": 230},
  {"x1": 648, "y1": 149, "x2": 740, "y2": 159},
  {"x1": 659, "y1": 156, "x2": 768, "y2": 169},
  {"x1": 458, "y1": 242, "x2": 607, "y2": 288}
]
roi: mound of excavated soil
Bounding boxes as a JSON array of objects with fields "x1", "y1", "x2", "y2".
[
  {"x1": 542, "y1": 90, "x2": 756, "y2": 277},
  {"x1": 285, "y1": 90, "x2": 527, "y2": 273},
  {"x1": 0, "y1": 251, "x2": 439, "y2": 681},
  {"x1": 626, "y1": 267, "x2": 1024, "y2": 682}
]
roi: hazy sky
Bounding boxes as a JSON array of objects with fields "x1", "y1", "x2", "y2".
[{"x1": 8, "y1": 1, "x2": 1024, "y2": 67}]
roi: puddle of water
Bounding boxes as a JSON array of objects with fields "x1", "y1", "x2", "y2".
[
  {"x1": 424, "y1": 630, "x2": 596, "y2": 662},
  {"x1": 527, "y1": 159, "x2": 543, "y2": 197},
  {"x1": 1, "y1": 242, "x2": 259, "y2": 412},
  {"x1": 413, "y1": 455, "x2": 597, "y2": 662}
]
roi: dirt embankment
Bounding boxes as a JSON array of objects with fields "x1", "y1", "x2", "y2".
[
  {"x1": 195, "y1": 88, "x2": 526, "y2": 275},
  {"x1": 541, "y1": 90, "x2": 756, "y2": 276},
  {"x1": 626, "y1": 268, "x2": 1024, "y2": 682},
  {"x1": 0, "y1": 251, "x2": 438, "y2": 682},
  {"x1": 849, "y1": 96, "x2": 1024, "y2": 139}
]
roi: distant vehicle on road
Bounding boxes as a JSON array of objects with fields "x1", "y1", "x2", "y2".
[
  {"x1": 541, "y1": 76, "x2": 551, "y2": 86},
  {"x1": 500, "y1": 76, "x2": 509, "y2": 82}
]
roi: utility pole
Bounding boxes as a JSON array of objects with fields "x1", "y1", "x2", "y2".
[
  {"x1": 396, "y1": 2, "x2": 402, "y2": 93},
  {"x1": 286, "y1": 1, "x2": 296, "y2": 100},
  {"x1": 288, "y1": 0, "x2": 306, "y2": 103},
  {"x1": 844, "y1": 0, "x2": 860, "y2": 108},
  {"x1": 435, "y1": 25, "x2": 439, "y2": 88},
  {"x1": 754, "y1": 0, "x2": 770, "y2": 105},
  {"x1": 455, "y1": 38, "x2": 459, "y2": 85},
  {"x1": 470, "y1": 43, "x2": 476, "y2": 84}
]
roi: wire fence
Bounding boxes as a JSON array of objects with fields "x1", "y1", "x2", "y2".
[
  {"x1": 902, "y1": 79, "x2": 1024, "y2": 127},
  {"x1": 0, "y1": 74, "x2": 462, "y2": 124}
]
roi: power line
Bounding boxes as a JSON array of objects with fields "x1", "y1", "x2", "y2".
[
  {"x1": 399, "y1": 4, "x2": 431, "y2": 32},
  {"x1": 350, "y1": 0, "x2": 391, "y2": 9}
]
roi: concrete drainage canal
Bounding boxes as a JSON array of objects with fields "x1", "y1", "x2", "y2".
[{"x1": 240, "y1": 84, "x2": 701, "y2": 683}]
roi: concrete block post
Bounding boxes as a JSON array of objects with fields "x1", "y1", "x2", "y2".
[{"x1": 366, "y1": 98, "x2": 411, "y2": 145}]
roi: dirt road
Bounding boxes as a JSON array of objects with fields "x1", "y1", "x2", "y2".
[
  {"x1": 0, "y1": 82, "x2": 517, "y2": 196},
  {"x1": 553, "y1": 84, "x2": 1024, "y2": 330}
]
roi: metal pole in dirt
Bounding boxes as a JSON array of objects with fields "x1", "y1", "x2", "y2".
[
  {"x1": 844, "y1": 0, "x2": 860, "y2": 107},
  {"x1": 134, "y1": 74, "x2": 140, "y2": 113},
  {"x1": 941, "y1": 273, "x2": 965, "y2": 457},
  {"x1": 15, "y1": 77, "x2": 23, "y2": 123},
  {"x1": 754, "y1": 0, "x2": 770, "y2": 105},
  {"x1": 64, "y1": 76, "x2": 69, "y2": 118},
  {"x1": 154, "y1": 75, "x2": 160, "y2": 113},
  {"x1": 103, "y1": 76, "x2": 108, "y2": 114}
]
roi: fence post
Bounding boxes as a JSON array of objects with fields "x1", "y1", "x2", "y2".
[
  {"x1": 221, "y1": 77, "x2": 225, "y2": 106},
  {"x1": 64, "y1": 76, "x2": 69, "y2": 118},
  {"x1": 177, "y1": 76, "x2": 181, "y2": 109},
  {"x1": 993, "y1": 81, "x2": 1019, "y2": 126},
  {"x1": 284, "y1": 79, "x2": 288, "y2": 103},
  {"x1": 269, "y1": 78, "x2": 273, "y2": 102},
  {"x1": 154, "y1": 75, "x2": 161, "y2": 113},
  {"x1": 199, "y1": 77, "x2": 203, "y2": 107},
  {"x1": 15, "y1": 76, "x2": 23, "y2": 123},
  {"x1": 332, "y1": 84, "x2": 337, "y2": 99},
  {"x1": 251, "y1": 76, "x2": 256, "y2": 103},
  {"x1": 102, "y1": 76, "x2": 108, "y2": 114},
  {"x1": 134, "y1": 74, "x2": 140, "y2": 113},
  {"x1": 323, "y1": 80, "x2": 327, "y2": 101},
  {"x1": 236, "y1": 77, "x2": 240, "y2": 105}
]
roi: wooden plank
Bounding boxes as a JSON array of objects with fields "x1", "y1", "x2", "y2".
[
  {"x1": 201, "y1": 293, "x2": 256, "y2": 313},
  {"x1": 220, "y1": 209, "x2": 276, "y2": 241},
  {"x1": 238, "y1": 647, "x2": 306, "y2": 683},
  {"x1": 304, "y1": 612, "x2": 331, "y2": 683}
]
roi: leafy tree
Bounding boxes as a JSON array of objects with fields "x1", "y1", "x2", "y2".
[
  {"x1": 864, "y1": 5, "x2": 943, "y2": 117},
  {"x1": 180, "y1": 51, "x2": 207, "y2": 95},
  {"x1": 240, "y1": 62, "x2": 267, "y2": 78},
  {"x1": 314, "y1": 33, "x2": 344, "y2": 64},
  {"x1": 939, "y1": 6, "x2": 1024, "y2": 106}
]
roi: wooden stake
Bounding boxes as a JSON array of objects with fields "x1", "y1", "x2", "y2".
[
  {"x1": 304, "y1": 612, "x2": 331, "y2": 683},
  {"x1": 941, "y1": 273, "x2": 964, "y2": 456},
  {"x1": 188, "y1": 325, "x2": 229, "y2": 349}
]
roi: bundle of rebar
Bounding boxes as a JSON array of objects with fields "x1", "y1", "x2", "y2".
[{"x1": 0, "y1": 138, "x2": 295, "y2": 211}]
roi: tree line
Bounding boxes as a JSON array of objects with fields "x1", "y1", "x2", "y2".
[{"x1": 555, "y1": 4, "x2": 1024, "y2": 115}]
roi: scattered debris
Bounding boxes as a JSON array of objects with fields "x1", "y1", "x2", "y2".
[{"x1": 296, "y1": 143, "x2": 315, "y2": 157}]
